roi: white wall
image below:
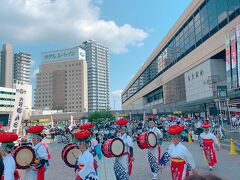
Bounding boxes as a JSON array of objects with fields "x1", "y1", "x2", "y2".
[{"x1": 184, "y1": 59, "x2": 226, "y2": 102}]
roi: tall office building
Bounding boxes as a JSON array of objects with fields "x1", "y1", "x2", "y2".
[
  {"x1": 81, "y1": 40, "x2": 109, "y2": 112},
  {"x1": 0, "y1": 44, "x2": 14, "y2": 88},
  {"x1": 14, "y1": 53, "x2": 31, "y2": 84},
  {"x1": 35, "y1": 47, "x2": 88, "y2": 113}
]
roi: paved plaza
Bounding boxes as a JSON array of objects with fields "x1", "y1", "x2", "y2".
[{"x1": 33, "y1": 140, "x2": 240, "y2": 180}]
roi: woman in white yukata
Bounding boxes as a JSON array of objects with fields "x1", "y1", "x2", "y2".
[
  {"x1": 75, "y1": 129, "x2": 98, "y2": 180},
  {"x1": 114, "y1": 118, "x2": 134, "y2": 180},
  {"x1": 160, "y1": 124, "x2": 197, "y2": 180}
]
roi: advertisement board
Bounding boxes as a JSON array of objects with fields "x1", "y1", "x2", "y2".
[{"x1": 41, "y1": 47, "x2": 86, "y2": 64}]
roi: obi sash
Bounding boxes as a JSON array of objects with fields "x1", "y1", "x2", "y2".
[{"x1": 170, "y1": 158, "x2": 189, "y2": 180}]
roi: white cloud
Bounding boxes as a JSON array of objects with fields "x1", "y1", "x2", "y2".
[
  {"x1": 31, "y1": 68, "x2": 39, "y2": 80},
  {"x1": 0, "y1": 0, "x2": 148, "y2": 53},
  {"x1": 111, "y1": 89, "x2": 123, "y2": 97}
]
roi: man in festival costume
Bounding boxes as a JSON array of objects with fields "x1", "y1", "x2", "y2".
[
  {"x1": 24, "y1": 126, "x2": 50, "y2": 180},
  {"x1": 75, "y1": 129, "x2": 98, "y2": 180},
  {"x1": 160, "y1": 125, "x2": 197, "y2": 180},
  {"x1": 114, "y1": 118, "x2": 134, "y2": 180},
  {"x1": 199, "y1": 121, "x2": 220, "y2": 171},
  {"x1": 148, "y1": 120, "x2": 163, "y2": 180},
  {"x1": 0, "y1": 132, "x2": 21, "y2": 180}
]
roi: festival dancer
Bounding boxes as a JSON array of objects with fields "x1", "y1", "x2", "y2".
[
  {"x1": 79, "y1": 123, "x2": 102, "y2": 160},
  {"x1": 75, "y1": 129, "x2": 98, "y2": 180},
  {"x1": 24, "y1": 126, "x2": 51, "y2": 180},
  {"x1": 199, "y1": 121, "x2": 220, "y2": 171},
  {"x1": 148, "y1": 120, "x2": 163, "y2": 180},
  {"x1": 0, "y1": 132, "x2": 21, "y2": 180},
  {"x1": 160, "y1": 124, "x2": 197, "y2": 180},
  {"x1": 114, "y1": 118, "x2": 134, "y2": 180}
]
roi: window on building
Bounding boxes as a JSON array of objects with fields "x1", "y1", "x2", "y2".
[
  {"x1": 196, "y1": 71, "x2": 199, "y2": 77},
  {"x1": 200, "y1": 3, "x2": 209, "y2": 39},
  {"x1": 208, "y1": 0, "x2": 218, "y2": 33},
  {"x1": 216, "y1": 0, "x2": 228, "y2": 27},
  {"x1": 228, "y1": 0, "x2": 240, "y2": 20},
  {"x1": 194, "y1": 10, "x2": 202, "y2": 43}
]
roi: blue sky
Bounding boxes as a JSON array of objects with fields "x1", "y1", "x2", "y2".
[{"x1": 0, "y1": 0, "x2": 191, "y2": 110}]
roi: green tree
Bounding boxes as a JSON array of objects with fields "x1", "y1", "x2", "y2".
[
  {"x1": 88, "y1": 111, "x2": 115, "y2": 123},
  {"x1": 88, "y1": 112, "x2": 101, "y2": 123}
]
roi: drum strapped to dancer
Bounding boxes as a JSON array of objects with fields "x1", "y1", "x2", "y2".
[
  {"x1": 62, "y1": 143, "x2": 81, "y2": 168},
  {"x1": 74, "y1": 129, "x2": 98, "y2": 180},
  {"x1": 0, "y1": 132, "x2": 22, "y2": 180},
  {"x1": 199, "y1": 121, "x2": 220, "y2": 171},
  {"x1": 13, "y1": 145, "x2": 35, "y2": 170},
  {"x1": 113, "y1": 118, "x2": 134, "y2": 180},
  {"x1": 137, "y1": 131, "x2": 157, "y2": 149},
  {"x1": 24, "y1": 125, "x2": 51, "y2": 180},
  {"x1": 160, "y1": 125, "x2": 197, "y2": 180},
  {"x1": 102, "y1": 137, "x2": 125, "y2": 158}
]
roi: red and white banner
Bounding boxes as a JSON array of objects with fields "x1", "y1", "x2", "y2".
[
  {"x1": 10, "y1": 84, "x2": 26, "y2": 134},
  {"x1": 236, "y1": 24, "x2": 240, "y2": 86},
  {"x1": 225, "y1": 31, "x2": 232, "y2": 90},
  {"x1": 230, "y1": 28, "x2": 238, "y2": 88}
]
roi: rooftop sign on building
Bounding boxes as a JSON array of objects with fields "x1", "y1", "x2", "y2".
[{"x1": 41, "y1": 46, "x2": 85, "y2": 64}]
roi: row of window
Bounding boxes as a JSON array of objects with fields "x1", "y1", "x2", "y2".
[
  {"x1": 0, "y1": 98, "x2": 15, "y2": 101},
  {"x1": 0, "y1": 104, "x2": 14, "y2": 108},
  {"x1": 145, "y1": 87, "x2": 164, "y2": 103},
  {"x1": 0, "y1": 91, "x2": 16, "y2": 95},
  {"x1": 122, "y1": 0, "x2": 240, "y2": 103}
]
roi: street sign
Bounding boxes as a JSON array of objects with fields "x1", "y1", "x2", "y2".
[{"x1": 217, "y1": 86, "x2": 227, "y2": 100}]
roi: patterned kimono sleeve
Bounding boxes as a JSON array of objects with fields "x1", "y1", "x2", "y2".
[{"x1": 159, "y1": 151, "x2": 170, "y2": 166}]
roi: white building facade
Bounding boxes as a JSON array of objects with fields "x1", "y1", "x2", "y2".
[{"x1": 81, "y1": 40, "x2": 109, "y2": 112}]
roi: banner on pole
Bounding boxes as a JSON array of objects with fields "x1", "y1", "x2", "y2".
[
  {"x1": 225, "y1": 31, "x2": 232, "y2": 90},
  {"x1": 236, "y1": 24, "x2": 240, "y2": 87},
  {"x1": 230, "y1": 28, "x2": 238, "y2": 89},
  {"x1": 9, "y1": 84, "x2": 26, "y2": 134}
]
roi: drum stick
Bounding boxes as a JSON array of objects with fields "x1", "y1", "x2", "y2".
[{"x1": 71, "y1": 152, "x2": 77, "y2": 159}]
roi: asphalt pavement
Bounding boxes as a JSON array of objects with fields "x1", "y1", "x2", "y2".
[{"x1": 20, "y1": 140, "x2": 240, "y2": 180}]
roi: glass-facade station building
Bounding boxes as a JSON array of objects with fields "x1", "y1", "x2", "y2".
[{"x1": 122, "y1": 0, "x2": 240, "y2": 115}]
